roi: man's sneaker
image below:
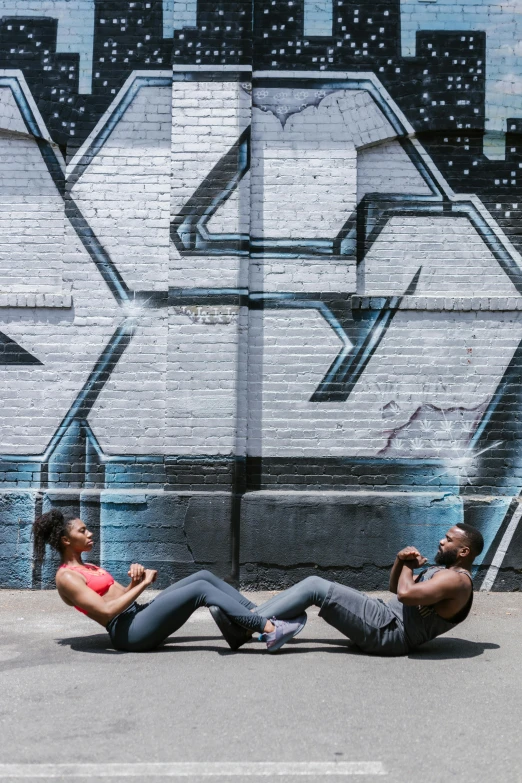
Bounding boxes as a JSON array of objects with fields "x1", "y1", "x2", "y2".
[
  {"x1": 261, "y1": 614, "x2": 307, "y2": 653},
  {"x1": 208, "y1": 606, "x2": 253, "y2": 651}
]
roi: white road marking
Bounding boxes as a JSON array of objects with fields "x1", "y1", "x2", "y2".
[
  {"x1": 0, "y1": 761, "x2": 386, "y2": 778},
  {"x1": 481, "y1": 502, "x2": 522, "y2": 591}
]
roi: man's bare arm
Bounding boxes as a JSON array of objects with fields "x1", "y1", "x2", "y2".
[
  {"x1": 389, "y1": 547, "x2": 427, "y2": 593},
  {"x1": 397, "y1": 568, "x2": 464, "y2": 606},
  {"x1": 389, "y1": 557, "x2": 404, "y2": 594}
]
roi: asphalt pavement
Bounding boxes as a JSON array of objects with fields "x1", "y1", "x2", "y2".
[{"x1": 1, "y1": 588, "x2": 521, "y2": 783}]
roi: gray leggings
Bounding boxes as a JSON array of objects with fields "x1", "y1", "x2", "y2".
[{"x1": 107, "y1": 570, "x2": 267, "y2": 652}]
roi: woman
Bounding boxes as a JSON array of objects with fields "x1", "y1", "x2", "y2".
[{"x1": 33, "y1": 509, "x2": 306, "y2": 652}]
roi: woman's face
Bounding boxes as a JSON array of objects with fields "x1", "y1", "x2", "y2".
[{"x1": 62, "y1": 519, "x2": 94, "y2": 553}]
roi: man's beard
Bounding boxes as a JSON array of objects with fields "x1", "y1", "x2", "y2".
[{"x1": 435, "y1": 548, "x2": 458, "y2": 567}]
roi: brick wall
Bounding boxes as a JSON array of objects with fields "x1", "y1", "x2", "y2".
[{"x1": 1, "y1": 0, "x2": 522, "y2": 590}]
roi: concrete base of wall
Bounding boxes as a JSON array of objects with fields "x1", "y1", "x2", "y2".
[
  {"x1": 0, "y1": 490, "x2": 36, "y2": 588},
  {"x1": 1, "y1": 489, "x2": 233, "y2": 589},
  {"x1": 1, "y1": 488, "x2": 519, "y2": 590},
  {"x1": 239, "y1": 490, "x2": 465, "y2": 589}
]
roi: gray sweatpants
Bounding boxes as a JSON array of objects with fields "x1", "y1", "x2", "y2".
[{"x1": 257, "y1": 576, "x2": 409, "y2": 656}]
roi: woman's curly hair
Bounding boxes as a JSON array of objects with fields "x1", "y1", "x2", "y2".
[{"x1": 32, "y1": 509, "x2": 78, "y2": 566}]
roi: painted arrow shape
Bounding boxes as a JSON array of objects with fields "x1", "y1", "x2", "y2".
[
  {"x1": 0, "y1": 331, "x2": 42, "y2": 365},
  {"x1": 311, "y1": 267, "x2": 422, "y2": 402}
]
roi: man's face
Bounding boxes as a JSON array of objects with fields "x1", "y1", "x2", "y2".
[{"x1": 435, "y1": 527, "x2": 467, "y2": 566}]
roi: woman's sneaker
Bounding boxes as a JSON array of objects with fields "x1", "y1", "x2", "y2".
[{"x1": 261, "y1": 614, "x2": 307, "y2": 653}]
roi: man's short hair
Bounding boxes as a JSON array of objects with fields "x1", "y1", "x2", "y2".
[{"x1": 456, "y1": 523, "x2": 484, "y2": 557}]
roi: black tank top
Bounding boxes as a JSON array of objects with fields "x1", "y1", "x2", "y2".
[{"x1": 388, "y1": 566, "x2": 473, "y2": 650}]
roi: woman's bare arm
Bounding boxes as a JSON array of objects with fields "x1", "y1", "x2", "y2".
[
  {"x1": 56, "y1": 569, "x2": 157, "y2": 626},
  {"x1": 123, "y1": 562, "x2": 147, "y2": 593}
]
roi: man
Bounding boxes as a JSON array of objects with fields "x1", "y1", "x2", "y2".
[{"x1": 210, "y1": 523, "x2": 484, "y2": 655}]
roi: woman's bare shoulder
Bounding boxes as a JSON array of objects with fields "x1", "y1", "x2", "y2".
[{"x1": 55, "y1": 567, "x2": 86, "y2": 589}]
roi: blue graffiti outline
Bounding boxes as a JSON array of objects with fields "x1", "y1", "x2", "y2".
[
  {"x1": 0, "y1": 75, "x2": 137, "y2": 468},
  {"x1": 1, "y1": 69, "x2": 521, "y2": 502},
  {"x1": 0, "y1": 320, "x2": 136, "y2": 468},
  {"x1": 67, "y1": 75, "x2": 172, "y2": 188},
  {"x1": 312, "y1": 268, "x2": 422, "y2": 402},
  {"x1": 251, "y1": 292, "x2": 353, "y2": 360},
  {"x1": 171, "y1": 76, "x2": 445, "y2": 259},
  {"x1": 172, "y1": 127, "x2": 251, "y2": 255},
  {"x1": 0, "y1": 75, "x2": 131, "y2": 304}
]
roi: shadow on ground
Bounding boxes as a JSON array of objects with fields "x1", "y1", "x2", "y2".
[
  {"x1": 407, "y1": 638, "x2": 499, "y2": 660},
  {"x1": 55, "y1": 634, "x2": 354, "y2": 655},
  {"x1": 55, "y1": 635, "x2": 499, "y2": 659}
]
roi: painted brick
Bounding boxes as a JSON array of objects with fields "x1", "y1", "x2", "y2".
[{"x1": 1, "y1": 2, "x2": 522, "y2": 590}]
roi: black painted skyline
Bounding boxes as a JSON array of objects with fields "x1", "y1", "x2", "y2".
[
  {"x1": 0, "y1": 0, "x2": 521, "y2": 252},
  {"x1": 92, "y1": 0, "x2": 171, "y2": 97}
]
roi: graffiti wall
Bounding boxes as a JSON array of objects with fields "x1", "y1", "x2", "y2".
[{"x1": 1, "y1": 0, "x2": 522, "y2": 590}]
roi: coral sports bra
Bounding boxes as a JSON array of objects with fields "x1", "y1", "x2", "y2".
[{"x1": 59, "y1": 563, "x2": 115, "y2": 615}]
